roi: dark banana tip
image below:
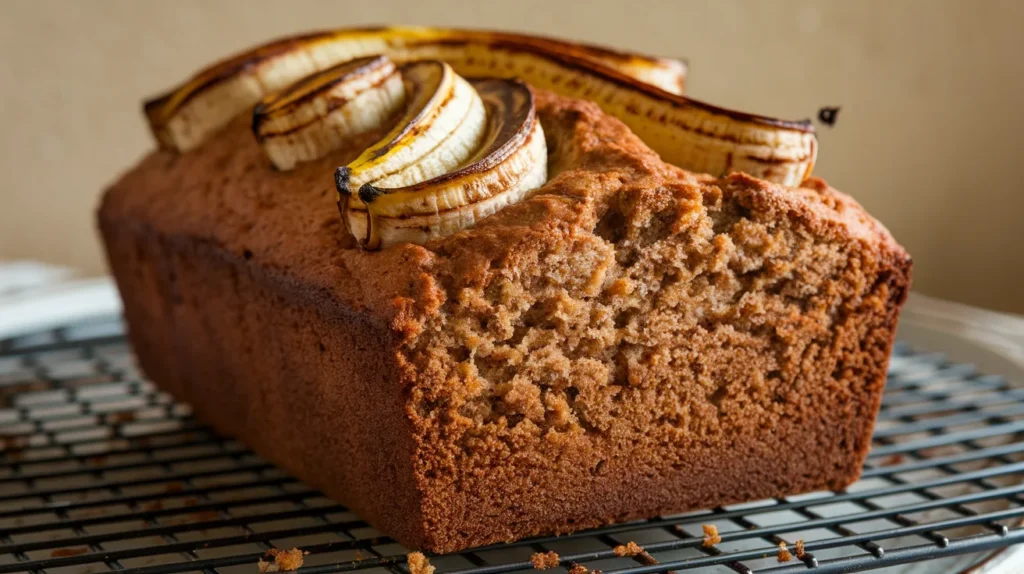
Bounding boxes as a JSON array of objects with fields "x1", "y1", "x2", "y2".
[
  {"x1": 335, "y1": 167, "x2": 352, "y2": 195},
  {"x1": 251, "y1": 108, "x2": 267, "y2": 143},
  {"x1": 358, "y1": 183, "x2": 384, "y2": 204}
]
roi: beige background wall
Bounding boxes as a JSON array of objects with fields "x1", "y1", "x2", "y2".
[{"x1": 1, "y1": 0, "x2": 1022, "y2": 312}]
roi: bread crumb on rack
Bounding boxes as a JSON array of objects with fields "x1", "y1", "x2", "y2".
[
  {"x1": 50, "y1": 547, "x2": 89, "y2": 558},
  {"x1": 702, "y1": 524, "x2": 722, "y2": 547},
  {"x1": 259, "y1": 548, "x2": 306, "y2": 572},
  {"x1": 777, "y1": 542, "x2": 792, "y2": 563},
  {"x1": 407, "y1": 551, "x2": 435, "y2": 574},
  {"x1": 613, "y1": 541, "x2": 642, "y2": 557},
  {"x1": 794, "y1": 539, "x2": 806, "y2": 559},
  {"x1": 612, "y1": 541, "x2": 658, "y2": 565},
  {"x1": 567, "y1": 564, "x2": 601, "y2": 574},
  {"x1": 530, "y1": 551, "x2": 561, "y2": 569}
]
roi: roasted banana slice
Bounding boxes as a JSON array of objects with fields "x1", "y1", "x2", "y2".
[
  {"x1": 336, "y1": 60, "x2": 486, "y2": 197},
  {"x1": 143, "y1": 26, "x2": 815, "y2": 186},
  {"x1": 249, "y1": 56, "x2": 543, "y2": 249},
  {"x1": 144, "y1": 27, "x2": 684, "y2": 153},
  {"x1": 351, "y1": 78, "x2": 546, "y2": 249},
  {"x1": 253, "y1": 55, "x2": 405, "y2": 170},
  {"x1": 144, "y1": 32, "x2": 352, "y2": 152}
]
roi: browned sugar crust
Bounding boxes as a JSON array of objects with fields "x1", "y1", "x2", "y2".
[{"x1": 99, "y1": 89, "x2": 911, "y2": 553}]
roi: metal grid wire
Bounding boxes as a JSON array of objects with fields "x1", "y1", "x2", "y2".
[{"x1": 0, "y1": 317, "x2": 1022, "y2": 574}]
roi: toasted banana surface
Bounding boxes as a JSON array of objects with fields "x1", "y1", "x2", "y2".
[
  {"x1": 144, "y1": 26, "x2": 815, "y2": 186},
  {"x1": 253, "y1": 55, "x2": 406, "y2": 171},
  {"x1": 311, "y1": 60, "x2": 543, "y2": 249},
  {"x1": 347, "y1": 77, "x2": 546, "y2": 249},
  {"x1": 247, "y1": 52, "x2": 547, "y2": 249}
]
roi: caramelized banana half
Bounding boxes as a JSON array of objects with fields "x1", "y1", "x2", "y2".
[
  {"x1": 144, "y1": 26, "x2": 815, "y2": 186},
  {"x1": 251, "y1": 54, "x2": 544, "y2": 249},
  {"x1": 253, "y1": 55, "x2": 406, "y2": 171},
  {"x1": 347, "y1": 77, "x2": 545, "y2": 250}
]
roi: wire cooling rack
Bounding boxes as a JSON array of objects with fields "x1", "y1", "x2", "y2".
[{"x1": 0, "y1": 317, "x2": 1022, "y2": 574}]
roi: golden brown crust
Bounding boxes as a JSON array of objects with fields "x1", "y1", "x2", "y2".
[
  {"x1": 99, "y1": 88, "x2": 910, "y2": 553},
  {"x1": 103, "y1": 89, "x2": 903, "y2": 333}
]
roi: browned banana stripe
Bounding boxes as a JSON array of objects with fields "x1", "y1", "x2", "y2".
[
  {"x1": 144, "y1": 27, "x2": 684, "y2": 131},
  {"x1": 252, "y1": 55, "x2": 400, "y2": 142},
  {"x1": 143, "y1": 26, "x2": 815, "y2": 185}
]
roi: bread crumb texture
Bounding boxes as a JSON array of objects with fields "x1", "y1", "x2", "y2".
[
  {"x1": 795, "y1": 539, "x2": 806, "y2": 558},
  {"x1": 396, "y1": 93, "x2": 909, "y2": 549},
  {"x1": 407, "y1": 552, "x2": 435, "y2": 574},
  {"x1": 531, "y1": 551, "x2": 561, "y2": 569},
  {"x1": 101, "y1": 86, "x2": 910, "y2": 553},
  {"x1": 613, "y1": 541, "x2": 642, "y2": 557},
  {"x1": 613, "y1": 541, "x2": 657, "y2": 565},
  {"x1": 259, "y1": 548, "x2": 304, "y2": 572},
  {"x1": 702, "y1": 524, "x2": 722, "y2": 548},
  {"x1": 777, "y1": 542, "x2": 793, "y2": 562}
]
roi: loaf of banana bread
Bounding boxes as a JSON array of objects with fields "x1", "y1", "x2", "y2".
[{"x1": 98, "y1": 29, "x2": 910, "y2": 553}]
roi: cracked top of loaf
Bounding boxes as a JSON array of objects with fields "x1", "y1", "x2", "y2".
[{"x1": 99, "y1": 89, "x2": 909, "y2": 341}]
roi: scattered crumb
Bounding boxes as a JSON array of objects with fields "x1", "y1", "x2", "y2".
[
  {"x1": 612, "y1": 541, "x2": 658, "y2": 565},
  {"x1": 702, "y1": 524, "x2": 721, "y2": 547},
  {"x1": 613, "y1": 541, "x2": 642, "y2": 557},
  {"x1": 531, "y1": 551, "x2": 561, "y2": 569},
  {"x1": 638, "y1": 553, "x2": 658, "y2": 566},
  {"x1": 879, "y1": 453, "x2": 905, "y2": 466},
  {"x1": 51, "y1": 547, "x2": 90, "y2": 557},
  {"x1": 777, "y1": 542, "x2": 792, "y2": 563},
  {"x1": 109, "y1": 411, "x2": 137, "y2": 423},
  {"x1": 258, "y1": 558, "x2": 272, "y2": 573},
  {"x1": 354, "y1": 550, "x2": 366, "y2": 561},
  {"x1": 795, "y1": 539, "x2": 806, "y2": 559},
  {"x1": 264, "y1": 548, "x2": 304, "y2": 571},
  {"x1": 407, "y1": 551, "x2": 435, "y2": 574},
  {"x1": 0, "y1": 436, "x2": 29, "y2": 451},
  {"x1": 567, "y1": 564, "x2": 601, "y2": 574},
  {"x1": 164, "y1": 509, "x2": 220, "y2": 526}
]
